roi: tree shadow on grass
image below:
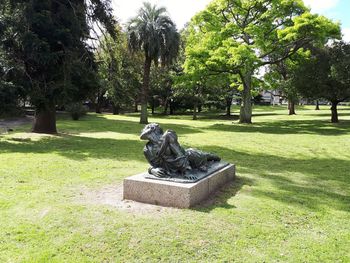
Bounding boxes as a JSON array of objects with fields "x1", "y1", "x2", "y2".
[
  {"x1": 57, "y1": 115, "x2": 204, "y2": 136},
  {"x1": 303, "y1": 112, "x2": 350, "y2": 117},
  {"x1": 0, "y1": 116, "x2": 205, "y2": 161},
  {"x1": 252, "y1": 112, "x2": 281, "y2": 117},
  {"x1": 194, "y1": 146, "x2": 350, "y2": 213},
  {"x1": 193, "y1": 176, "x2": 255, "y2": 212},
  {"x1": 0, "y1": 115, "x2": 205, "y2": 161},
  {"x1": 208, "y1": 119, "x2": 350, "y2": 136},
  {"x1": 0, "y1": 134, "x2": 146, "y2": 162}
]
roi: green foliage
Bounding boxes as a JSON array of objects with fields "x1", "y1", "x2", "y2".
[
  {"x1": 97, "y1": 26, "x2": 143, "y2": 114},
  {"x1": 127, "y1": 2, "x2": 180, "y2": 123},
  {"x1": 149, "y1": 65, "x2": 174, "y2": 112},
  {"x1": 292, "y1": 42, "x2": 350, "y2": 122},
  {"x1": 127, "y1": 2, "x2": 180, "y2": 65},
  {"x1": 66, "y1": 103, "x2": 88, "y2": 121},
  {"x1": 0, "y1": 66, "x2": 25, "y2": 116},
  {"x1": 294, "y1": 42, "x2": 350, "y2": 102},
  {"x1": 184, "y1": 0, "x2": 341, "y2": 122},
  {"x1": 0, "y1": 0, "x2": 116, "y2": 131},
  {"x1": 264, "y1": 51, "x2": 308, "y2": 111}
]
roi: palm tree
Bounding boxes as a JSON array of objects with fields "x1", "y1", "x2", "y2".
[{"x1": 127, "y1": 2, "x2": 179, "y2": 124}]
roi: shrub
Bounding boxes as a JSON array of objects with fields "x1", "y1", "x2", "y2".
[{"x1": 66, "y1": 103, "x2": 88, "y2": 120}]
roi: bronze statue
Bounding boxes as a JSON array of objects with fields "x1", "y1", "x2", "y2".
[{"x1": 140, "y1": 123, "x2": 223, "y2": 181}]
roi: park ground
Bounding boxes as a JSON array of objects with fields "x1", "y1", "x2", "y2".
[{"x1": 0, "y1": 105, "x2": 350, "y2": 262}]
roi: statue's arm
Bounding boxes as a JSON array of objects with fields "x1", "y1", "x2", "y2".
[
  {"x1": 144, "y1": 146, "x2": 158, "y2": 167},
  {"x1": 144, "y1": 144, "x2": 169, "y2": 178},
  {"x1": 157, "y1": 135, "x2": 170, "y2": 157},
  {"x1": 158, "y1": 130, "x2": 178, "y2": 156}
]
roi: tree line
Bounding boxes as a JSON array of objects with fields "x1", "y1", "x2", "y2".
[{"x1": 1, "y1": 0, "x2": 350, "y2": 135}]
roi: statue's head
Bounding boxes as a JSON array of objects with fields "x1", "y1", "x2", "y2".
[{"x1": 140, "y1": 123, "x2": 163, "y2": 141}]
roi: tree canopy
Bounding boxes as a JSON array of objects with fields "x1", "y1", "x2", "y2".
[
  {"x1": 184, "y1": 0, "x2": 340, "y2": 123},
  {"x1": 0, "y1": 0, "x2": 116, "y2": 133},
  {"x1": 127, "y1": 2, "x2": 180, "y2": 124},
  {"x1": 293, "y1": 42, "x2": 350, "y2": 123}
]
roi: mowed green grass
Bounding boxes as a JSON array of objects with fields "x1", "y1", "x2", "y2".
[{"x1": 0, "y1": 105, "x2": 349, "y2": 262}]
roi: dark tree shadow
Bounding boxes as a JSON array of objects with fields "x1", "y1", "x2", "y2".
[
  {"x1": 252, "y1": 112, "x2": 280, "y2": 117},
  {"x1": 192, "y1": 176, "x2": 255, "y2": 212},
  {"x1": 195, "y1": 146, "x2": 350, "y2": 213},
  {"x1": 58, "y1": 115, "x2": 204, "y2": 136},
  {"x1": 209, "y1": 119, "x2": 350, "y2": 136},
  {"x1": 0, "y1": 116, "x2": 204, "y2": 162},
  {"x1": 0, "y1": 134, "x2": 146, "y2": 161}
]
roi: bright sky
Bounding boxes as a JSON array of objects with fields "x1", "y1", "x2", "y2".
[
  {"x1": 112, "y1": 0, "x2": 350, "y2": 41},
  {"x1": 112, "y1": 0, "x2": 211, "y2": 29},
  {"x1": 304, "y1": 0, "x2": 350, "y2": 41}
]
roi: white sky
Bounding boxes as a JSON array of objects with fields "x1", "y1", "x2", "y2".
[
  {"x1": 112, "y1": 0, "x2": 349, "y2": 41},
  {"x1": 303, "y1": 0, "x2": 349, "y2": 41},
  {"x1": 112, "y1": 0, "x2": 211, "y2": 29},
  {"x1": 303, "y1": 0, "x2": 340, "y2": 13}
]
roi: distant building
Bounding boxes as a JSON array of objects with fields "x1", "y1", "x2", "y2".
[{"x1": 260, "y1": 90, "x2": 282, "y2": 105}]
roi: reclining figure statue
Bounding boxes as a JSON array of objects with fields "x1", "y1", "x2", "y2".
[{"x1": 140, "y1": 123, "x2": 221, "y2": 180}]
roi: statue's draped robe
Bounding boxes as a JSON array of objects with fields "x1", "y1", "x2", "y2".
[{"x1": 144, "y1": 130, "x2": 210, "y2": 175}]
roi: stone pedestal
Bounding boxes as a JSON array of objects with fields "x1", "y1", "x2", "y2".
[{"x1": 123, "y1": 164, "x2": 235, "y2": 208}]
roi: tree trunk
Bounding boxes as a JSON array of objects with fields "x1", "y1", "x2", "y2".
[
  {"x1": 134, "y1": 100, "x2": 139, "y2": 112},
  {"x1": 198, "y1": 104, "x2": 202, "y2": 113},
  {"x1": 226, "y1": 96, "x2": 233, "y2": 116},
  {"x1": 170, "y1": 101, "x2": 174, "y2": 115},
  {"x1": 112, "y1": 104, "x2": 120, "y2": 115},
  {"x1": 315, "y1": 100, "x2": 320, "y2": 110},
  {"x1": 193, "y1": 101, "x2": 198, "y2": 120},
  {"x1": 95, "y1": 104, "x2": 101, "y2": 114},
  {"x1": 239, "y1": 73, "x2": 252, "y2": 123},
  {"x1": 140, "y1": 57, "x2": 152, "y2": 124},
  {"x1": 288, "y1": 100, "x2": 296, "y2": 115},
  {"x1": 95, "y1": 94, "x2": 103, "y2": 114},
  {"x1": 151, "y1": 97, "x2": 155, "y2": 115},
  {"x1": 32, "y1": 105, "x2": 57, "y2": 134},
  {"x1": 163, "y1": 100, "x2": 169, "y2": 115},
  {"x1": 331, "y1": 101, "x2": 339, "y2": 123}
]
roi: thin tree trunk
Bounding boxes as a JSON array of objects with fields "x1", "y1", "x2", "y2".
[
  {"x1": 193, "y1": 101, "x2": 198, "y2": 120},
  {"x1": 112, "y1": 104, "x2": 120, "y2": 115},
  {"x1": 140, "y1": 57, "x2": 152, "y2": 124},
  {"x1": 32, "y1": 104, "x2": 57, "y2": 134},
  {"x1": 315, "y1": 100, "x2": 320, "y2": 110},
  {"x1": 95, "y1": 95, "x2": 102, "y2": 114},
  {"x1": 226, "y1": 96, "x2": 233, "y2": 116},
  {"x1": 288, "y1": 100, "x2": 296, "y2": 115},
  {"x1": 95, "y1": 93, "x2": 103, "y2": 114},
  {"x1": 134, "y1": 100, "x2": 139, "y2": 112},
  {"x1": 239, "y1": 73, "x2": 252, "y2": 123},
  {"x1": 163, "y1": 99, "x2": 169, "y2": 115},
  {"x1": 95, "y1": 103, "x2": 101, "y2": 114},
  {"x1": 331, "y1": 101, "x2": 339, "y2": 123},
  {"x1": 170, "y1": 101, "x2": 174, "y2": 115},
  {"x1": 151, "y1": 97, "x2": 155, "y2": 115}
]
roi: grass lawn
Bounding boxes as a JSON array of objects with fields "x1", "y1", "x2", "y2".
[{"x1": 0, "y1": 105, "x2": 349, "y2": 262}]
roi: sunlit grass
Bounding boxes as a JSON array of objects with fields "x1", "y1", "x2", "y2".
[{"x1": 0, "y1": 105, "x2": 349, "y2": 262}]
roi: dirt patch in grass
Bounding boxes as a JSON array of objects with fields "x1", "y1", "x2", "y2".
[{"x1": 77, "y1": 184, "x2": 177, "y2": 215}]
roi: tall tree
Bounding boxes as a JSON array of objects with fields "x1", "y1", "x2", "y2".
[
  {"x1": 293, "y1": 42, "x2": 350, "y2": 123},
  {"x1": 264, "y1": 53, "x2": 305, "y2": 115},
  {"x1": 97, "y1": 26, "x2": 142, "y2": 115},
  {"x1": 0, "y1": 50, "x2": 27, "y2": 116},
  {"x1": 127, "y1": 2, "x2": 180, "y2": 124},
  {"x1": 184, "y1": 0, "x2": 340, "y2": 123},
  {"x1": 0, "y1": 0, "x2": 116, "y2": 133}
]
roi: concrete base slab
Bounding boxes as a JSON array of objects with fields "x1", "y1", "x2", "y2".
[{"x1": 123, "y1": 164, "x2": 235, "y2": 208}]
